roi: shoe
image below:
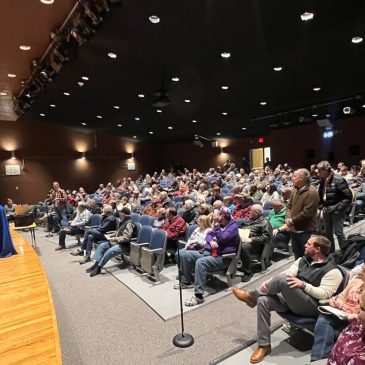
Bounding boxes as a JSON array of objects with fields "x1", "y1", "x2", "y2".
[
  {"x1": 265, "y1": 261, "x2": 272, "y2": 268},
  {"x1": 55, "y1": 245, "x2": 65, "y2": 251},
  {"x1": 250, "y1": 346, "x2": 271, "y2": 363},
  {"x1": 86, "y1": 262, "x2": 98, "y2": 273},
  {"x1": 231, "y1": 288, "x2": 256, "y2": 308},
  {"x1": 173, "y1": 282, "x2": 193, "y2": 289},
  {"x1": 79, "y1": 256, "x2": 91, "y2": 264},
  {"x1": 241, "y1": 272, "x2": 253, "y2": 282},
  {"x1": 70, "y1": 248, "x2": 83, "y2": 256},
  {"x1": 90, "y1": 266, "x2": 101, "y2": 277},
  {"x1": 184, "y1": 295, "x2": 204, "y2": 306}
]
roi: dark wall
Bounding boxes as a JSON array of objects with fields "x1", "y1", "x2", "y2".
[
  {"x1": 1, "y1": 115, "x2": 364, "y2": 204},
  {"x1": 0, "y1": 118, "x2": 161, "y2": 203}
]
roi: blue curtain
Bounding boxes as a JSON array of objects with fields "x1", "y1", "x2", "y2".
[{"x1": 0, "y1": 205, "x2": 17, "y2": 258}]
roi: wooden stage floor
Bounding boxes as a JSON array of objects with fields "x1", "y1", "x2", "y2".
[{"x1": 0, "y1": 230, "x2": 62, "y2": 365}]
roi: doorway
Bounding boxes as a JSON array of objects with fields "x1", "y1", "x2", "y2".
[{"x1": 250, "y1": 147, "x2": 271, "y2": 170}]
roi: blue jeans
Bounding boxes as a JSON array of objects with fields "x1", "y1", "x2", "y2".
[
  {"x1": 311, "y1": 314, "x2": 348, "y2": 361},
  {"x1": 81, "y1": 230, "x2": 105, "y2": 255},
  {"x1": 93, "y1": 241, "x2": 129, "y2": 267},
  {"x1": 179, "y1": 250, "x2": 228, "y2": 296},
  {"x1": 54, "y1": 206, "x2": 68, "y2": 228},
  {"x1": 323, "y1": 210, "x2": 346, "y2": 251}
]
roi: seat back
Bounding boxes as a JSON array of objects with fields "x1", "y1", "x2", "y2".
[
  {"x1": 185, "y1": 224, "x2": 198, "y2": 241},
  {"x1": 137, "y1": 224, "x2": 153, "y2": 243},
  {"x1": 149, "y1": 229, "x2": 167, "y2": 250},
  {"x1": 130, "y1": 213, "x2": 140, "y2": 223},
  {"x1": 139, "y1": 215, "x2": 152, "y2": 226},
  {"x1": 89, "y1": 214, "x2": 101, "y2": 227},
  {"x1": 133, "y1": 222, "x2": 142, "y2": 240}
]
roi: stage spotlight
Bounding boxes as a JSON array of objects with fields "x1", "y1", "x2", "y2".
[{"x1": 343, "y1": 106, "x2": 351, "y2": 114}]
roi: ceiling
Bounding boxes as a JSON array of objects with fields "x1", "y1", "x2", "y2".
[{"x1": 1, "y1": 0, "x2": 365, "y2": 143}]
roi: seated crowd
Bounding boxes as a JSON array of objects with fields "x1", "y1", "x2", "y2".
[{"x1": 5, "y1": 158, "x2": 365, "y2": 364}]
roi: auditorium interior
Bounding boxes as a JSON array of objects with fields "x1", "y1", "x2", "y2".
[{"x1": 1, "y1": 1, "x2": 365, "y2": 365}]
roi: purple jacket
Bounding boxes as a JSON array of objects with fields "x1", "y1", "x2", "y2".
[{"x1": 205, "y1": 220, "x2": 240, "y2": 255}]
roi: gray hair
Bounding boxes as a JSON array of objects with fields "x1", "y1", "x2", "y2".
[
  {"x1": 317, "y1": 161, "x2": 332, "y2": 172},
  {"x1": 295, "y1": 168, "x2": 310, "y2": 182}
]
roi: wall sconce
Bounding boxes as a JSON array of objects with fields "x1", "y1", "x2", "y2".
[
  {"x1": 80, "y1": 152, "x2": 86, "y2": 160},
  {"x1": 11, "y1": 151, "x2": 16, "y2": 160},
  {"x1": 130, "y1": 152, "x2": 134, "y2": 160},
  {"x1": 220, "y1": 147, "x2": 225, "y2": 154}
]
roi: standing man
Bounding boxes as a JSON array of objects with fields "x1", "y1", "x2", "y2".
[
  {"x1": 278, "y1": 169, "x2": 319, "y2": 259},
  {"x1": 317, "y1": 161, "x2": 353, "y2": 251},
  {"x1": 232, "y1": 235, "x2": 342, "y2": 364},
  {"x1": 49, "y1": 181, "x2": 68, "y2": 228}
]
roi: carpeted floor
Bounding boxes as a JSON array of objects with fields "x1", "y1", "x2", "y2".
[{"x1": 22, "y1": 229, "x2": 295, "y2": 365}]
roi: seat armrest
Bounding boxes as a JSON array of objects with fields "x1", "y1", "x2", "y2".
[
  {"x1": 130, "y1": 242, "x2": 149, "y2": 247},
  {"x1": 318, "y1": 299, "x2": 330, "y2": 305},
  {"x1": 141, "y1": 247, "x2": 163, "y2": 253},
  {"x1": 222, "y1": 253, "x2": 236, "y2": 259},
  {"x1": 84, "y1": 225, "x2": 99, "y2": 231}
]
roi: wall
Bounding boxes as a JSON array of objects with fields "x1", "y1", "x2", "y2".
[{"x1": 0, "y1": 118, "x2": 160, "y2": 203}]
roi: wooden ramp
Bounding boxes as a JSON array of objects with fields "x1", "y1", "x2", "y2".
[{"x1": 0, "y1": 230, "x2": 62, "y2": 365}]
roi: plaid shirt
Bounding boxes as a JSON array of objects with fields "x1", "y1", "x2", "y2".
[{"x1": 50, "y1": 188, "x2": 67, "y2": 208}]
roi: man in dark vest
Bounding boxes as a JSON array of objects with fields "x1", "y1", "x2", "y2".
[
  {"x1": 232, "y1": 235, "x2": 342, "y2": 364},
  {"x1": 85, "y1": 207, "x2": 137, "y2": 277}
]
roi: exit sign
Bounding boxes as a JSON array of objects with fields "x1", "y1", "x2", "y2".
[{"x1": 258, "y1": 137, "x2": 264, "y2": 143}]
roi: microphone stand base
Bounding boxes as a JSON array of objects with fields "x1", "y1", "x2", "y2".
[{"x1": 173, "y1": 333, "x2": 194, "y2": 348}]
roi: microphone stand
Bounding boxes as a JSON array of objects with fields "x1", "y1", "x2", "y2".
[{"x1": 172, "y1": 243, "x2": 194, "y2": 348}]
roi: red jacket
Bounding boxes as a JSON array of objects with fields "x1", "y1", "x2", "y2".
[{"x1": 161, "y1": 216, "x2": 187, "y2": 239}]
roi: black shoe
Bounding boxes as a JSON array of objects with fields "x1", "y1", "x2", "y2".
[
  {"x1": 241, "y1": 272, "x2": 253, "y2": 282},
  {"x1": 86, "y1": 262, "x2": 98, "y2": 273},
  {"x1": 265, "y1": 261, "x2": 272, "y2": 268},
  {"x1": 90, "y1": 266, "x2": 101, "y2": 277}
]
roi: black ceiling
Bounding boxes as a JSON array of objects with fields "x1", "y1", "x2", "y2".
[{"x1": 25, "y1": 0, "x2": 365, "y2": 143}]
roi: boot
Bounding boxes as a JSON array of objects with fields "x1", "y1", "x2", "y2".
[
  {"x1": 90, "y1": 266, "x2": 101, "y2": 277},
  {"x1": 86, "y1": 262, "x2": 98, "y2": 273}
]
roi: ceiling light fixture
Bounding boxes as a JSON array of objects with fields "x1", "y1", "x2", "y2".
[
  {"x1": 19, "y1": 45, "x2": 31, "y2": 51},
  {"x1": 40, "y1": 113, "x2": 45, "y2": 117},
  {"x1": 216, "y1": 132, "x2": 221, "y2": 136},
  {"x1": 168, "y1": 126, "x2": 173, "y2": 130},
  {"x1": 50, "y1": 104, "x2": 56, "y2": 108},
  {"x1": 362, "y1": 104, "x2": 365, "y2": 108},
  {"x1": 0, "y1": 91, "x2": 7, "y2": 96},
  {"x1": 352, "y1": 36, "x2": 363, "y2": 44},
  {"x1": 148, "y1": 131, "x2": 154, "y2": 135},
  {"x1": 184, "y1": 99, "x2": 191, "y2": 103},
  {"x1": 192, "y1": 120, "x2": 197, "y2": 123},
  {"x1": 242, "y1": 127, "x2": 247, "y2": 130},
  {"x1": 96, "y1": 115, "x2": 102, "y2": 119},
  {"x1": 107, "y1": 52, "x2": 117, "y2": 59},
  {"x1": 7, "y1": 73, "x2": 16, "y2": 78},
  {"x1": 326, "y1": 114, "x2": 331, "y2": 118},
  {"x1": 156, "y1": 109, "x2": 162, "y2": 113},
  {"x1": 221, "y1": 86, "x2": 229, "y2": 90},
  {"x1": 260, "y1": 101, "x2": 267, "y2": 106},
  {"x1": 113, "y1": 105, "x2": 120, "y2": 109},
  {"x1": 133, "y1": 135, "x2": 137, "y2": 139},
  {"x1": 343, "y1": 107, "x2": 351, "y2": 115},
  {"x1": 63, "y1": 92, "x2": 70, "y2": 96},
  {"x1": 117, "y1": 124, "x2": 122, "y2": 127},
  {"x1": 81, "y1": 76, "x2": 89, "y2": 81},
  {"x1": 312, "y1": 114, "x2": 318, "y2": 117},
  {"x1": 149, "y1": 15, "x2": 160, "y2": 24},
  {"x1": 40, "y1": 0, "x2": 54, "y2": 4},
  {"x1": 313, "y1": 87, "x2": 321, "y2": 92},
  {"x1": 222, "y1": 112, "x2": 228, "y2": 116},
  {"x1": 135, "y1": 117, "x2": 140, "y2": 121},
  {"x1": 138, "y1": 94, "x2": 145, "y2": 98},
  {"x1": 221, "y1": 52, "x2": 231, "y2": 58},
  {"x1": 273, "y1": 66, "x2": 283, "y2": 71},
  {"x1": 172, "y1": 77, "x2": 179, "y2": 82},
  {"x1": 301, "y1": 12, "x2": 314, "y2": 21},
  {"x1": 81, "y1": 122, "x2": 87, "y2": 126},
  {"x1": 78, "y1": 82, "x2": 84, "y2": 87}
]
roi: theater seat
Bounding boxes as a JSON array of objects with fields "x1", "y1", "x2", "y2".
[
  {"x1": 140, "y1": 229, "x2": 167, "y2": 282},
  {"x1": 129, "y1": 225, "x2": 153, "y2": 266}
]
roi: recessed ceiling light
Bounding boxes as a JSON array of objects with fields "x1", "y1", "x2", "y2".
[
  {"x1": 242, "y1": 127, "x2": 247, "y2": 130},
  {"x1": 113, "y1": 105, "x2": 120, "y2": 109},
  {"x1": 149, "y1": 15, "x2": 160, "y2": 24},
  {"x1": 40, "y1": 113, "x2": 45, "y2": 117},
  {"x1": 216, "y1": 132, "x2": 221, "y2": 136},
  {"x1": 78, "y1": 81, "x2": 84, "y2": 87},
  {"x1": 221, "y1": 52, "x2": 231, "y2": 58},
  {"x1": 156, "y1": 109, "x2": 162, "y2": 113},
  {"x1": 107, "y1": 52, "x2": 117, "y2": 59},
  {"x1": 343, "y1": 107, "x2": 351, "y2": 115},
  {"x1": 260, "y1": 101, "x2": 267, "y2": 106},
  {"x1": 222, "y1": 112, "x2": 228, "y2": 116},
  {"x1": 184, "y1": 99, "x2": 191, "y2": 103},
  {"x1": 192, "y1": 120, "x2": 197, "y2": 123},
  {"x1": 362, "y1": 104, "x2": 365, "y2": 108},
  {"x1": 301, "y1": 12, "x2": 314, "y2": 21},
  {"x1": 117, "y1": 124, "x2": 122, "y2": 127},
  {"x1": 313, "y1": 87, "x2": 321, "y2": 92},
  {"x1": 133, "y1": 135, "x2": 137, "y2": 139},
  {"x1": 168, "y1": 126, "x2": 173, "y2": 130},
  {"x1": 326, "y1": 113, "x2": 331, "y2": 118},
  {"x1": 0, "y1": 91, "x2": 7, "y2": 96},
  {"x1": 273, "y1": 66, "x2": 283, "y2": 71},
  {"x1": 7, "y1": 73, "x2": 16, "y2": 78},
  {"x1": 81, "y1": 76, "x2": 89, "y2": 81},
  {"x1": 352, "y1": 36, "x2": 363, "y2": 44},
  {"x1": 138, "y1": 94, "x2": 145, "y2": 98},
  {"x1": 148, "y1": 131, "x2": 154, "y2": 135},
  {"x1": 81, "y1": 122, "x2": 87, "y2": 126},
  {"x1": 96, "y1": 115, "x2": 102, "y2": 119},
  {"x1": 221, "y1": 86, "x2": 229, "y2": 90},
  {"x1": 312, "y1": 114, "x2": 318, "y2": 117},
  {"x1": 63, "y1": 92, "x2": 70, "y2": 96},
  {"x1": 172, "y1": 77, "x2": 179, "y2": 82},
  {"x1": 135, "y1": 117, "x2": 140, "y2": 121},
  {"x1": 19, "y1": 45, "x2": 31, "y2": 51},
  {"x1": 50, "y1": 104, "x2": 56, "y2": 108},
  {"x1": 40, "y1": 0, "x2": 54, "y2": 4}
]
